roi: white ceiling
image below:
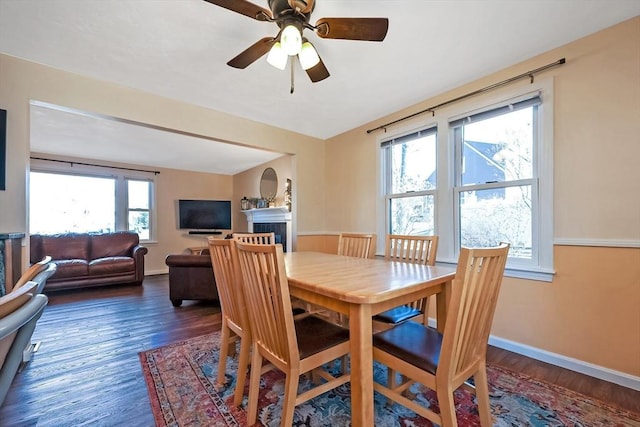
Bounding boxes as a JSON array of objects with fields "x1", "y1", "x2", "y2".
[{"x1": 1, "y1": 0, "x2": 639, "y2": 174}]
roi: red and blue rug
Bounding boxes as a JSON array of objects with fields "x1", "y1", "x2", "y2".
[{"x1": 139, "y1": 332, "x2": 640, "y2": 426}]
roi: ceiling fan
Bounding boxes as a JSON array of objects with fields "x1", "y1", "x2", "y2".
[{"x1": 203, "y1": 0, "x2": 389, "y2": 85}]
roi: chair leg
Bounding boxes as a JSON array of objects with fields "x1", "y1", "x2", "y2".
[
  {"x1": 386, "y1": 368, "x2": 397, "y2": 406},
  {"x1": 217, "y1": 320, "x2": 230, "y2": 387},
  {"x1": 474, "y1": 366, "x2": 493, "y2": 427},
  {"x1": 436, "y1": 386, "x2": 458, "y2": 427},
  {"x1": 280, "y1": 371, "x2": 300, "y2": 427},
  {"x1": 233, "y1": 334, "x2": 251, "y2": 407},
  {"x1": 246, "y1": 343, "x2": 263, "y2": 426}
]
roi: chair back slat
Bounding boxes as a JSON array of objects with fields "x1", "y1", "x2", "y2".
[
  {"x1": 208, "y1": 238, "x2": 248, "y2": 333},
  {"x1": 385, "y1": 235, "x2": 438, "y2": 266},
  {"x1": 235, "y1": 242, "x2": 298, "y2": 367},
  {"x1": 385, "y1": 234, "x2": 438, "y2": 313},
  {"x1": 337, "y1": 233, "x2": 376, "y2": 259},
  {"x1": 233, "y1": 232, "x2": 275, "y2": 245},
  {"x1": 439, "y1": 244, "x2": 509, "y2": 382}
]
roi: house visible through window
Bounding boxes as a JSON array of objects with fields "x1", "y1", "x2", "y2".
[
  {"x1": 29, "y1": 167, "x2": 155, "y2": 241},
  {"x1": 380, "y1": 82, "x2": 554, "y2": 280},
  {"x1": 452, "y1": 96, "x2": 539, "y2": 260}
]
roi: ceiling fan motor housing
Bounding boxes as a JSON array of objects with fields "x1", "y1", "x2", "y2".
[{"x1": 269, "y1": 0, "x2": 314, "y2": 23}]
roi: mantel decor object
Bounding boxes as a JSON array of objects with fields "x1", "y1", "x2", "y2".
[
  {"x1": 284, "y1": 178, "x2": 292, "y2": 212},
  {"x1": 260, "y1": 167, "x2": 278, "y2": 207}
]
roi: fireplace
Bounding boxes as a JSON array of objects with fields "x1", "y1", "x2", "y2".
[
  {"x1": 253, "y1": 222, "x2": 287, "y2": 252},
  {"x1": 243, "y1": 207, "x2": 292, "y2": 252}
]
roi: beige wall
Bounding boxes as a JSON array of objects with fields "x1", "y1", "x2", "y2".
[
  {"x1": 152, "y1": 165, "x2": 233, "y2": 273},
  {"x1": 233, "y1": 155, "x2": 294, "y2": 235},
  {"x1": 1, "y1": 17, "x2": 638, "y2": 380},
  {"x1": 0, "y1": 52, "x2": 325, "y2": 272},
  {"x1": 318, "y1": 17, "x2": 640, "y2": 377},
  {"x1": 27, "y1": 153, "x2": 236, "y2": 273}
]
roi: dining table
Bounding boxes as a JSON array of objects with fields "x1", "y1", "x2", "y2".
[{"x1": 284, "y1": 251, "x2": 457, "y2": 427}]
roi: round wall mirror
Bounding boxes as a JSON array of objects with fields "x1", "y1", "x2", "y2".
[{"x1": 260, "y1": 167, "x2": 278, "y2": 201}]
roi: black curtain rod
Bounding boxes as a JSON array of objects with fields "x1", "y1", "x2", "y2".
[
  {"x1": 30, "y1": 157, "x2": 160, "y2": 175},
  {"x1": 366, "y1": 58, "x2": 566, "y2": 134}
]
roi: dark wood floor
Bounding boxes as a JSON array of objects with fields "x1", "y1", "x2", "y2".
[{"x1": 1, "y1": 275, "x2": 637, "y2": 426}]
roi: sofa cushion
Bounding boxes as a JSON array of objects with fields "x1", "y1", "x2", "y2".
[
  {"x1": 89, "y1": 257, "x2": 135, "y2": 276},
  {"x1": 90, "y1": 232, "x2": 139, "y2": 260},
  {"x1": 52, "y1": 259, "x2": 89, "y2": 279},
  {"x1": 42, "y1": 234, "x2": 90, "y2": 261}
]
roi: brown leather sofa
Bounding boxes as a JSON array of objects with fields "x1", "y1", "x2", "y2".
[
  {"x1": 30, "y1": 232, "x2": 147, "y2": 291},
  {"x1": 164, "y1": 249, "x2": 219, "y2": 307}
]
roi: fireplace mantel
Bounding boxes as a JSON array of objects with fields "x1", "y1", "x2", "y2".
[
  {"x1": 242, "y1": 206, "x2": 292, "y2": 222},
  {"x1": 242, "y1": 207, "x2": 292, "y2": 251}
]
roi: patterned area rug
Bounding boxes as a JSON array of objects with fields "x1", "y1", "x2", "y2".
[{"x1": 139, "y1": 332, "x2": 640, "y2": 427}]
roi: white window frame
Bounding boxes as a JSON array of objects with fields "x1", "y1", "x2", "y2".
[
  {"x1": 378, "y1": 78, "x2": 554, "y2": 281},
  {"x1": 381, "y1": 126, "x2": 438, "y2": 236},
  {"x1": 122, "y1": 178, "x2": 154, "y2": 240},
  {"x1": 29, "y1": 158, "x2": 157, "y2": 242}
]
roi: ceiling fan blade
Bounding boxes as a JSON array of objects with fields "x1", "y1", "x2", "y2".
[
  {"x1": 314, "y1": 17, "x2": 389, "y2": 41},
  {"x1": 227, "y1": 37, "x2": 276, "y2": 69},
  {"x1": 202, "y1": 0, "x2": 271, "y2": 21},
  {"x1": 305, "y1": 56, "x2": 330, "y2": 83}
]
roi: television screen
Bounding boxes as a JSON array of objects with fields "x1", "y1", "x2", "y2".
[{"x1": 178, "y1": 200, "x2": 231, "y2": 230}]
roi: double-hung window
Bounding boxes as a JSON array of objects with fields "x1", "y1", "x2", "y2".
[
  {"x1": 126, "y1": 179, "x2": 152, "y2": 240},
  {"x1": 381, "y1": 81, "x2": 554, "y2": 280},
  {"x1": 451, "y1": 95, "x2": 540, "y2": 262},
  {"x1": 381, "y1": 127, "x2": 437, "y2": 236},
  {"x1": 29, "y1": 161, "x2": 156, "y2": 241}
]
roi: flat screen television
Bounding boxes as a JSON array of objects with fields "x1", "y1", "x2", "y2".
[{"x1": 178, "y1": 200, "x2": 231, "y2": 231}]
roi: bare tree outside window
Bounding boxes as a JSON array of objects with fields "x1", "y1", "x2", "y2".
[
  {"x1": 457, "y1": 107, "x2": 536, "y2": 258},
  {"x1": 385, "y1": 130, "x2": 437, "y2": 236}
]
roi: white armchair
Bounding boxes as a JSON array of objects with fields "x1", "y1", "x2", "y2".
[{"x1": 0, "y1": 280, "x2": 48, "y2": 406}]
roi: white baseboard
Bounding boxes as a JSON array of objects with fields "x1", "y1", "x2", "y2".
[
  {"x1": 488, "y1": 335, "x2": 640, "y2": 391},
  {"x1": 425, "y1": 318, "x2": 640, "y2": 391}
]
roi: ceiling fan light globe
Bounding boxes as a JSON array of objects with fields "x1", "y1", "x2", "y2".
[
  {"x1": 299, "y1": 41, "x2": 320, "y2": 70},
  {"x1": 281, "y1": 24, "x2": 302, "y2": 56},
  {"x1": 267, "y1": 42, "x2": 288, "y2": 70}
]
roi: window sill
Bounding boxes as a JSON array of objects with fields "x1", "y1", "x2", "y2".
[{"x1": 436, "y1": 260, "x2": 555, "y2": 283}]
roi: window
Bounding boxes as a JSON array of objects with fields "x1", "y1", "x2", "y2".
[
  {"x1": 381, "y1": 127, "x2": 437, "y2": 236},
  {"x1": 380, "y1": 82, "x2": 554, "y2": 280},
  {"x1": 452, "y1": 96, "x2": 539, "y2": 261},
  {"x1": 30, "y1": 172, "x2": 116, "y2": 234},
  {"x1": 127, "y1": 179, "x2": 151, "y2": 240},
  {"x1": 29, "y1": 163, "x2": 155, "y2": 241}
]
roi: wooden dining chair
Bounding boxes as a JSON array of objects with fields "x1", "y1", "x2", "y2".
[
  {"x1": 207, "y1": 237, "x2": 252, "y2": 407},
  {"x1": 337, "y1": 232, "x2": 376, "y2": 259},
  {"x1": 372, "y1": 243, "x2": 510, "y2": 427},
  {"x1": 233, "y1": 231, "x2": 308, "y2": 317},
  {"x1": 373, "y1": 235, "x2": 439, "y2": 329},
  {"x1": 234, "y1": 241, "x2": 351, "y2": 427},
  {"x1": 232, "y1": 232, "x2": 275, "y2": 245}
]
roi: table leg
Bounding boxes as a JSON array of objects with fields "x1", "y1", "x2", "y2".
[
  {"x1": 436, "y1": 279, "x2": 452, "y2": 333},
  {"x1": 349, "y1": 303, "x2": 374, "y2": 427}
]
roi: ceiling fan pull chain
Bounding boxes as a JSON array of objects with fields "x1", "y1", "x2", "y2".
[{"x1": 290, "y1": 58, "x2": 295, "y2": 94}]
